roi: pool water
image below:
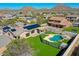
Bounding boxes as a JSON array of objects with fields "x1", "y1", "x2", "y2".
[{"x1": 50, "y1": 35, "x2": 63, "y2": 41}]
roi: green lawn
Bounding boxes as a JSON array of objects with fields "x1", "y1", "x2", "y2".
[
  {"x1": 63, "y1": 26, "x2": 79, "y2": 33},
  {"x1": 45, "y1": 31, "x2": 56, "y2": 34},
  {"x1": 26, "y1": 31, "x2": 70, "y2": 56},
  {"x1": 2, "y1": 31, "x2": 60, "y2": 56},
  {"x1": 26, "y1": 36, "x2": 60, "y2": 56},
  {"x1": 3, "y1": 31, "x2": 68, "y2": 56},
  {"x1": 62, "y1": 39, "x2": 69, "y2": 43}
]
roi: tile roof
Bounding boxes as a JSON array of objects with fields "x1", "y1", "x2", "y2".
[{"x1": 49, "y1": 16, "x2": 72, "y2": 26}]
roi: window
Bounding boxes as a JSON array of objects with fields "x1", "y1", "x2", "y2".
[
  {"x1": 49, "y1": 20, "x2": 61, "y2": 23},
  {"x1": 37, "y1": 29, "x2": 40, "y2": 33},
  {"x1": 26, "y1": 33, "x2": 30, "y2": 36},
  {"x1": 55, "y1": 20, "x2": 61, "y2": 22},
  {"x1": 41, "y1": 30, "x2": 43, "y2": 32},
  {"x1": 31, "y1": 30, "x2": 35, "y2": 33}
]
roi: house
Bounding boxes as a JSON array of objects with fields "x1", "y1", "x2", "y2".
[
  {"x1": 3, "y1": 14, "x2": 16, "y2": 20},
  {"x1": 48, "y1": 16, "x2": 72, "y2": 28},
  {"x1": 11, "y1": 27, "x2": 25, "y2": 38},
  {"x1": 20, "y1": 24, "x2": 45, "y2": 38},
  {"x1": 43, "y1": 14, "x2": 51, "y2": 19},
  {"x1": 55, "y1": 13, "x2": 65, "y2": 17},
  {"x1": 15, "y1": 22, "x2": 24, "y2": 27},
  {"x1": 0, "y1": 14, "x2": 5, "y2": 20},
  {"x1": 73, "y1": 22, "x2": 79, "y2": 27},
  {"x1": 4, "y1": 24, "x2": 45, "y2": 39},
  {"x1": 18, "y1": 16, "x2": 38, "y2": 24},
  {"x1": 23, "y1": 24, "x2": 40, "y2": 30},
  {"x1": 23, "y1": 24, "x2": 41, "y2": 37},
  {"x1": 66, "y1": 15, "x2": 79, "y2": 22},
  {"x1": 25, "y1": 17, "x2": 37, "y2": 23}
]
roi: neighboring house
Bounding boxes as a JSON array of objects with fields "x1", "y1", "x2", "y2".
[
  {"x1": 73, "y1": 22, "x2": 79, "y2": 27},
  {"x1": 18, "y1": 16, "x2": 38, "y2": 23},
  {"x1": 43, "y1": 14, "x2": 51, "y2": 19},
  {"x1": 15, "y1": 22, "x2": 24, "y2": 27},
  {"x1": 25, "y1": 17, "x2": 38, "y2": 23},
  {"x1": 66, "y1": 15, "x2": 79, "y2": 22},
  {"x1": 3, "y1": 14, "x2": 15, "y2": 20},
  {"x1": 16, "y1": 14, "x2": 25, "y2": 17},
  {"x1": 0, "y1": 14, "x2": 5, "y2": 20},
  {"x1": 48, "y1": 16, "x2": 72, "y2": 28},
  {"x1": 3, "y1": 24, "x2": 45, "y2": 39},
  {"x1": 55, "y1": 13, "x2": 65, "y2": 17}
]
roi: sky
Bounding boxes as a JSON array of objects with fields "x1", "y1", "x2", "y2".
[{"x1": 0, "y1": 3, "x2": 79, "y2": 9}]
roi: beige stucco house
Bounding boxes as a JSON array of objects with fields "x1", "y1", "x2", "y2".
[{"x1": 48, "y1": 16, "x2": 72, "y2": 28}]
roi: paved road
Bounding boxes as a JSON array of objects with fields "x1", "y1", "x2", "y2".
[
  {"x1": 0, "y1": 35, "x2": 12, "y2": 48},
  {"x1": 0, "y1": 34, "x2": 14, "y2": 55}
]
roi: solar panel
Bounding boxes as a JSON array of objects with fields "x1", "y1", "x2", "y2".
[
  {"x1": 3, "y1": 26, "x2": 11, "y2": 32},
  {"x1": 23, "y1": 24, "x2": 40, "y2": 30}
]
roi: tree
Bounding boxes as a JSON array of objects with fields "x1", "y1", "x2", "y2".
[
  {"x1": 36, "y1": 15, "x2": 47, "y2": 24},
  {"x1": 51, "y1": 12, "x2": 56, "y2": 16},
  {"x1": 3, "y1": 38, "x2": 32, "y2": 56},
  {"x1": 19, "y1": 12, "x2": 23, "y2": 14}
]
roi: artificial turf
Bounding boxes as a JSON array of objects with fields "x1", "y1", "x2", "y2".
[{"x1": 26, "y1": 35, "x2": 60, "y2": 56}]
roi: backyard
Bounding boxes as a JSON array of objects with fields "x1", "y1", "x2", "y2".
[
  {"x1": 2, "y1": 31, "x2": 60, "y2": 56},
  {"x1": 26, "y1": 35, "x2": 60, "y2": 56},
  {"x1": 26, "y1": 31, "x2": 68, "y2": 56},
  {"x1": 2, "y1": 31, "x2": 69, "y2": 56}
]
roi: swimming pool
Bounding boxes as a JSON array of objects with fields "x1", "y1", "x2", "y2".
[{"x1": 50, "y1": 35, "x2": 63, "y2": 41}]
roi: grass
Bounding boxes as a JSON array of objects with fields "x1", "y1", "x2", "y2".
[
  {"x1": 26, "y1": 36, "x2": 60, "y2": 56},
  {"x1": 62, "y1": 39, "x2": 69, "y2": 43},
  {"x1": 2, "y1": 31, "x2": 60, "y2": 56},
  {"x1": 45, "y1": 31, "x2": 56, "y2": 34},
  {"x1": 63, "y1": 26, "x2": 79, "y2": 33},
  {"x1": 26, "y1": 31, "x2": 60, "y2": 56},
  {"x1": 3, "y1": 31, "x2": 68, "y2": 56}
]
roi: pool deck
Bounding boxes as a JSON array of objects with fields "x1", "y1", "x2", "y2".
[{"x1": 44, "y1": 34, "x2": 57, "y2": 42}]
